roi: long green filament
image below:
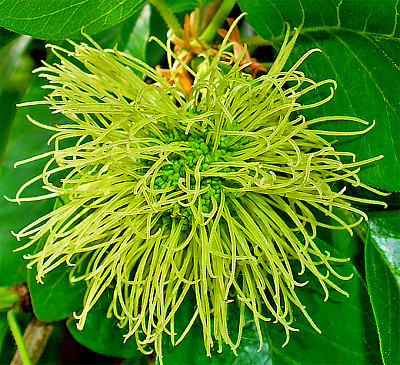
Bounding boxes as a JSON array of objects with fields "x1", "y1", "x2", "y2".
[{"x1": 11, "y1": 23, "x2": 387, "y2": 361}]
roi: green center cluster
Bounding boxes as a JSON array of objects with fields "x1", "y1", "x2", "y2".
[{"x1": 151, "y1": 129, "x2": 239, "y2": 229}]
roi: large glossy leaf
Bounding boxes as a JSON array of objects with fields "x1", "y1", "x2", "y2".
[
  {"x1": 238, "y1": 0, "x2": 400, "y2": 40},
  {"x1": 159, "y1": 292, "x2": 271, "y2": 364},
  {"x1": 27, "y1": 199, "x2": 85, "y2": 322},
  {"x1": 146, "y1": 5, "x2": 168, "y2": 68},
  {"x1": 159, "y1": 238, "x2": 380, "y2": 364},
  {"x1": 0, "y1": 7, "x2": 151, "y2": 291},
  {"x1": 265, "y1": 259, "x2": 379, "y2": 364},
  {"x1": 238, "y1": 0, "x2": 400, "y2": 192},
  {"x1": 28, "y1": 242, "x2": 87, "y2": 322},
  {"x1": 0, "y1": 76, "x2": 56, "y2": 287},
  {"x1": 289, "y1": 31, "x2": 400, "y2": 192},
  {"x1": 123, "y1": 4, "x2": 151, "y2": 63},
  {"x1": 0, "y1": 0, "x2": 145, "y2": 40},
  {"x1": 66, "y1": 290, "x2": 147, "y2": 361},
  {"x1": 366, "y1": 209, "x2": 400, "y2": 365},
  {"x1": 26, "y1": 4, "x2": 155, "y2": 324}
]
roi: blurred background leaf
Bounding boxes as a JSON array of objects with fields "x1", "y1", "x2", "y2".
[
  {"x1": 123, "y1": 3, "x2": 152, "y2": 68},
  {"x1": 0, "y1": 75, "x2": 56, "y2": 287},
  {"x1": 0, "y1": 313, "x2": 8, "y2": 353},
  {"x1": 366, "y1": 209, "x2": 400, "y2": 365},
  {"x1": 0, "y1": 29, "x2": 33, "y2": 163},
  {"x1": 165, "y1": 0, "x2": 215, "y2": 13}
]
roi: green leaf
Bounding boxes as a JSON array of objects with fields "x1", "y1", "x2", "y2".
[
  {"x1": 0, "y1": 27, "x2": 19, "y2": 48},
  {"x1": 0, "y1": 313, "x2": 8, "y2": 354},
  {"x1": 146, "y1": 5, "x2": 168, "y2": 68},
  {"x1": 265, "y1": 256, "x2": 380, "y2": 364},
  {"x1": 27, "y1": 197, "x2": 86, "y2": 321},
  {"x1": 0, "y1": 76, "x2": 57, "y2": 287},
  {"x1": 0, "y1": 0, "x2": 146, "y2": 40},
  {"x1": 290, "y1": 31, "x2": 399, "y2": 192},
  {"x1": 165, "y1": 0, "x2": 215, "y2": 13},
  {"x1": 0, "y1": 34, "x2": 33, "y2": 163},
  {"x1": 238, "y1": 0, "x2": 399, "y2": 40},
  {"x1": 123, "y1": 3, "x2": 151, "y2": 62},
  {"x1": 160, "y1": 294, "x2": 271, "y2": 364},
  {"x1": 66, "y1": 290, "x2": 147, "y2": 360},
  {"x1": 0, "y1": 287, "x2": 18, "y2": 310},
  {"x1": 264, "y1": 237, "x2": 380, "y2": 364},
  {"x1": 28, "y1": 256, "x2": 86, "y2": 322},
  {"x1": 366, "y1": 209, "x2": 400, "y2": 365},
  {"x1": 0, "y1": 35, "x2": 31, "y2": 91},
  {"x1": 1, "y1": 8, "x2": 151, "y2": 309},
  {"x1": 159, "y1": 238, "x2": 380, "y2": 364},
  {"x1": 88, "y1": 12, "x2": 139, "y2": 49},
  {"x1": 238, "y1": 1, "x2": 400, "y2": 192}
]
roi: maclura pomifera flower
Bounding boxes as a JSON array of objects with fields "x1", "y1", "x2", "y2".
[{"x1": 10, "y1": 19, "x2": 386, "y2": 360}]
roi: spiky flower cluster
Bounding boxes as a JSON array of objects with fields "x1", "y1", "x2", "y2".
[{"x1": 11, "y1": 23, "x2": 385, "y2": 359}]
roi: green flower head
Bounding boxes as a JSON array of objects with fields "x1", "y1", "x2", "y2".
[{"x1": 11, "y1": 20, "x2": 386, "y2": 360}]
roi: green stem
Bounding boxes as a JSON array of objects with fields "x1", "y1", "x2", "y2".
[
  {"x1": 194, "y1": 7, "x2": 203, "y2": 35},
  {"x1": 200, "y1": 0, "x2": 237, "y2": 43},
  {"x1": 149, "y1": 0, "x2": 182, "y2": 37},
  {"x1": 7, "y1": 307, "x2": 32, "y2": 365}
]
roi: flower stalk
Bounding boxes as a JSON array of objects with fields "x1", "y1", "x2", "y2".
[{"x1": 200, "y1": 0, "x2": 237, "y2": 43}]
